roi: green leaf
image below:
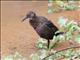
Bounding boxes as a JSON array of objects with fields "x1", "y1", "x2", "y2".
[
  {"x1": 31, "y1": 54, "x2": 40, "y2": 60},
  {"x1": 36, "y1": 42, "x2": 43, "y2": 49},
  {"x1": 75, "y1": 25, "x2": 80, "y2": 32},
  {"x1": 65, "y1": 21, "x2": 73, "y2": 29},
  {"x1": 48, "y1": 8, "x2": 53, "y2": 13},
  {"x1": 65, "y1": 31, "x2": 72, "y2": 40},
  {"x1": 48, "y1": 0, "x2": 53, "y2": 3},
  {"x1": 14, "y1": 52, "x2": 22, "y2": 58},
  {"x1": 75, "y1": 34, "x2": 80, "y2": 43},
  {"x1": 55, "y1": 1, "x2": 64, "y2": 7},
  {"x1": 64, "y1": 49, "x2": 75, "y2": 58},
  {"x1": 69, "y1": 25, "x2": 76, "y2": 32},
  {"x1": 3, "y1": 55, "x2": 13, "y2": 60}
]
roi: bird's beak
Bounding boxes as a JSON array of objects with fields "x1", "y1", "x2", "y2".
[{"x1": 22, "y1": 16, "x2": 28, "y2": 22}]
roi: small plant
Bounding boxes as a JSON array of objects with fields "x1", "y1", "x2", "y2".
[
  {"x1": 2, "y1": 52, "x2": 27, "y2": 60},
  {"x1": 48, "y1": 0, "x2": 79, "y2": 13}
]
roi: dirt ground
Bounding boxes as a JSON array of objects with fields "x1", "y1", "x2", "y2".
[{"x1": 1, "y1": 1, "x2": 80, "y2": 60}]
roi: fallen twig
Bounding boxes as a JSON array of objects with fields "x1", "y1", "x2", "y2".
[{"x1": 42, "y1": 45, "x2": 80, "y2": 60}]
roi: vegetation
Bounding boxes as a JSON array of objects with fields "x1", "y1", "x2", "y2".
[
  {"x1": 48, "y1": 0, "x2": 79, "y2": 13},
  {"x1": 2, "y1": 17, "x2": 80, "y2": 60}
]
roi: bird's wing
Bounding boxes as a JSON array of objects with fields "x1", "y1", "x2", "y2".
[
  {"x1": 46, "y1": 21, "x2": 58, "y2": 32},
  {"x1": 36, "y1": 21, "x2": 58, "y2": 39},
  {"x1": 37, "y1": 16, "x2": 49, "y2": 24},
  {"x1": 37, "y1": 16, "x2": 58, "y2": 31}
]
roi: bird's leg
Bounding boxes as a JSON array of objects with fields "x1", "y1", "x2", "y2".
[{"x1": 47, "y1": 39, "x2": 50, "y2": 49}]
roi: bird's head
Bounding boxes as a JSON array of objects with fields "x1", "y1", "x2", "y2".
[{"x1": 22, "y1": 11, "x2": 36, "y2": 22}]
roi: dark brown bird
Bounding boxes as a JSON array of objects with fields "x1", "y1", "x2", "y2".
[{"x1": 22, "y1": 11, "x2": 63, "y2": 48}]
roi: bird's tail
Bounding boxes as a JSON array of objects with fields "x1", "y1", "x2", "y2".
[{"x1": 55, "y1": 32, "x2": 64, "y2": 36}]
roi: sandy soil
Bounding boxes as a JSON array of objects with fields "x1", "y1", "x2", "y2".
[{"x1": 1, "y1": 1, "x2": 80, "y2": 60}]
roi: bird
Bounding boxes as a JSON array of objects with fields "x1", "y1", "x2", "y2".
[{"x1": 22, "y1": 11, "x2": 63, "y2": 48}]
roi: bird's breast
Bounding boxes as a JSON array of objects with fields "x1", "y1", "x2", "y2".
[{"x1": 29, "y1": 20, "x2": 41, "y2": 29}]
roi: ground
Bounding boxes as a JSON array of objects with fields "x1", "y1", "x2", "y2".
[{"x1": 1, "y1": 1, "x2": 80, "y2": 60}]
